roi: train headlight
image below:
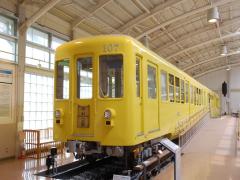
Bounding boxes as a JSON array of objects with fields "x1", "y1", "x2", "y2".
[
  {"x1": 104, "y1": 109, "x2": 112, "y2": 119},
  {"x1": 55, "y1": 110, "x2": 61, "y2": 118},
  {"x1": 104, "y1": 109, "x2": 116, "y2": 127},
  {"x1": 55, "y1": 109, "x2": 64, "y2": 124}
]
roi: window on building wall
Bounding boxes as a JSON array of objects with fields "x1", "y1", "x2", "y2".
[
  {"x1": 161, "y1": 71, "x2": 168, "y2": 101},
  {"x1": 175, "y1": 77, "x2": 180, "y2": 103},
  {"x1": 169, "y1": 74, "x2": 174, "y2": 102},
  {"x1": 51, "y1": 36, "x2": 66, "y2": 50},
  {"x1": 26, "y1": 27, "x2": 66, "y2": 70},
  {"x1": 0, "y1": 15, "x2": 16, "y2": 61},
  {"x1": 26, "y1": 46, "x2": 49, "y2": 68},
  {"x1": 24, "y1": 73, "x2": 54, "y2": 130},
  {"x1": 27, "y1": 28, "x2": 48, "y2": 47},
  {"x1": 181, "y1": 79, "x2": 185, "y2": 103},
  {"x1": 0, "y1": 15, "x2": 14, "y2": 36}
]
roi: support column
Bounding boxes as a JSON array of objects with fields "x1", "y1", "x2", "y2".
[
  {"x1": 227, "y1": 69, "x2": 231, "y2": 114},
  {"x1": 15, "y1": 3, "x2": 27, "y2": 158}
]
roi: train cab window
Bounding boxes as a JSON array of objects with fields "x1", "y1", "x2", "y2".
[
  {"x1": 175, "y1": 77, "x2": 180, "y2": 103},
  {"x1": 147, "y1": 65, "x2": 157, "y2": 99},
  {"x1": 99, "y1": 54, "x2": 123, "y2": 98},
  {"x1": 136, "y1": 58, "x2": 140, "y2": 97},
  {"x1": 169, "y1": 74, "x2": 174, "y2": 102},
  {"x1": 180, "y1": 79, "x2": 185, "y2": 103},
  {"x1": 77, "y1": 57, "x2": 92, "y2": 99},
  {"x1": 161, "y1": 71, "x2": 168, "y2": 101},
  {"x1": 56, "y1": 59, "x2": 69, "y2": 99},
  {"x1": 185, "y1": 82, "x2": 189, "y2": 103}
]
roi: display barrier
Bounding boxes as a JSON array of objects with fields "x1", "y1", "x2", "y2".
[{"x1": 23, "y1": 128, "x2": 64, "y2": 159}]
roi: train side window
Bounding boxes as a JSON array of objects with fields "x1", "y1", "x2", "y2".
[
  {"x1": 147, "y1": 65, "x2": 157, "y2": 99},
  {"x1": 56, "y1": 59, "x2": 69, "y2": 99},
  {"x1": 161, "y1": 71, "x2": 168, "y2": 101},
  {"x1": 77, "y1": 57, "x2": 92, "y2": 99},
  {"x1": 169, "y1": 74, "x2": 174, "y2": 102},
  {"x1": 99, "y1": 54, "x2": 123, "y2": 98},
  {"x1": 194, "y1": 87, "x2": 197, "y2": 105},
  {"x1": 190, "y1": 85, "x2": 192, "y2": 104},
  {"x1": 185, "y1": 82, "x2": 189, "y2": 103},
  {"x1": 175, "y1": 77, "x2": 180, "y2": 103},
  {"x1": 136, "y1": 57, "x2": 140, "y2": 97},
  {"x1": 181, "y1": 79, "x2": 185, "y2": 103}
]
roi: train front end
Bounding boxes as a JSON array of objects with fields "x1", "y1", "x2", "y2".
[{"x1": 53, "y1": 36, "x2": 137, "y2": 160}]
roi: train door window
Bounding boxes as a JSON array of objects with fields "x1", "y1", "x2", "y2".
[
  {"x1": 147, "y1": 65, "x2": 157, "y2": 99},
  {"x1": 180, "y1": 79, "x2": 185, "y2": 103},
  {"x1": 161, "y1": 71, "x2": 168, "y2": 101},
  {"x1": 169, "y1": 74, "x2": 174, "y2": 102},
  {"x1": 77, "y1": 57, "x2": 92, "y2": 99},
  {"x1": 175, "y1": 77, "x2": 180, "y2": 103},
  {"x1": 185, "y1": 82, "x2": 189, "y2": 103},
  {"x1": 56, "y1": 59, "x2": 69, "y2": 99},
  {"x1": 136, "y1": 57, "x2": 140, "y2": 97},
  {"x1": 99, "y1": 54, "x2": 123, "y2": 98}
]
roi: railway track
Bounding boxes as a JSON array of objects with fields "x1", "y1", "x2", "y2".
[{"x1": 36, "y1": 149, "x2": 174, "y2": 180}]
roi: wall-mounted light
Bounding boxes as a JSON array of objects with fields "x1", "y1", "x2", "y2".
[
  {"x1": 207, "y1": 7, "x2": 220, "y2": 23},
  {"x1": 221, "y1": 45, "x2": 227, "y2": 56}
]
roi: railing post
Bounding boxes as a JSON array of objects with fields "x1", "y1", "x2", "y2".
[{"x1": 37, "y1": 130, "x2": 40, "y2": 159}]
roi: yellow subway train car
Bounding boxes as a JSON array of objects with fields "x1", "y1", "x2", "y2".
[{"x1": 54, "y1": 35, "x2": 219, "y2": 168}]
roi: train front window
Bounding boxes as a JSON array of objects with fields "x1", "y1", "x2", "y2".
[
  {"x1": 99, "y1": 54, "x2": 123, "y2": 98},
  {"x1": 77, "y1": 57, "x2": 92, "y2": 99},
  {"x1": 56, "y1": 59, "x2": 69, "y2": 99}
]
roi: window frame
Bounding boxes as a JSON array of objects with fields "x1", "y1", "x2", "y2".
[
  {"x1": 175, "y1": 76, "x2": 180, "y2": 103},
  {"x1": 161, "y1": 70, "x2": 168, "y2": 102},
  {"x1": 76, "y1": 56, "x2": 93, "y2": 99},
  {"x1": 55, "y1": 59, "x2": 70, "y2": 100},
  {"x1": 98, "y1": 53, "x2": 124, "y2": 99},
  {"x1": 147, "y1": 63, "x2": 157, "y2": 99},
  {"x1": 169, "y1": 73, "x2": 175, "y2": 102},
  {"x1": 136, "y1": 55, "x2": 141, "y2": 98}
]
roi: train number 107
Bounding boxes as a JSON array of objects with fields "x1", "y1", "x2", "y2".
[{"x1": 103, "y1": 44, "x2": 119, "y2": 53}]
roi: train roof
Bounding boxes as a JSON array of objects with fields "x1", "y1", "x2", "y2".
[{"x1": 56, "y1": 35, "x2": 218, "y2": 96}]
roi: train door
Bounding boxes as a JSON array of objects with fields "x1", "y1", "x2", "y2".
[
  {"x1": 136, "y1": 56, "x2": 143, "y2": 135},
  {"x1": 145, "y1": 62, "x2": 160, "y2": 134},
  {"x1": 73, "y1": 55, "x2": 95, "y2": 136}
]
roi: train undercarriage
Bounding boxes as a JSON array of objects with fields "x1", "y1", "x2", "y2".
[{"x1": 41, "y1": 138, "x2": 178, "y2": 180}]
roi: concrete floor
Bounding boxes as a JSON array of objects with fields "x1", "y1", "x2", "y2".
[
  {"x1": 156, "y1": 116, "x2": 240, "y2": 180},
  {"x1": 0, "y1": 116, "x2": 239, "y2": 180}
]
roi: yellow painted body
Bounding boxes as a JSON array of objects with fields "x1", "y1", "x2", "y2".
[{"x1": 54, "y1": 35, "x2": 220, "y2": 146}]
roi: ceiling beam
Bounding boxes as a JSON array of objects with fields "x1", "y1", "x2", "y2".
[
  {"x1": 119, "y1": 0, "x2": 185, "y2": 33},
  {"x1": 72, "y1": 0, "x2": 112, "y2": 29},
  {"x1": 155, "y1": 16, "x2": 240, "y2": 53},
  {"x1": 20, "y1": 0, "x2": 61, "y2": 30},
  {"x1": 166, "y1": 32, "x2": 240, "y2": 60},
  {"x1": 135, "y1": 0, "x2": 236, "y2": 40},
  {"x1": 184, "y1": 51, "x2": 240, "y2": 72},
  {"x1": 193, "y1": 62, "x2": 240, "y2": 78}
]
